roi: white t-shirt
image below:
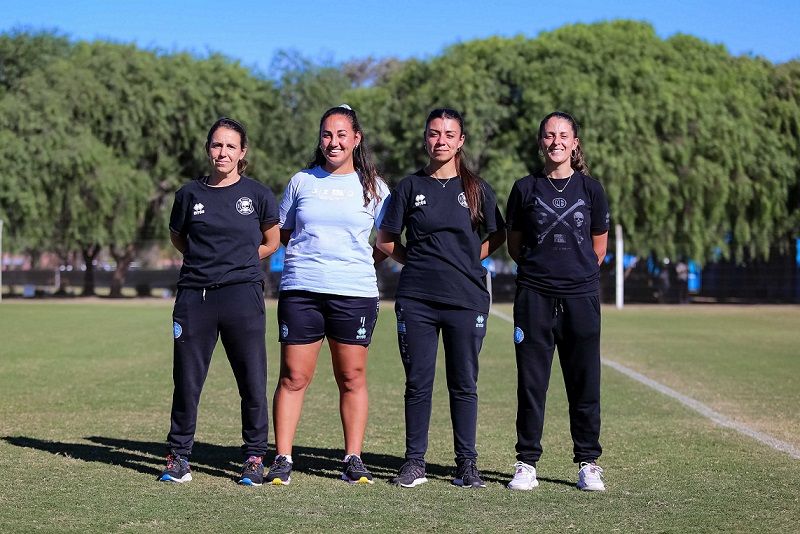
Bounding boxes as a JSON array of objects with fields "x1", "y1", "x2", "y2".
[{"x1": 279, "y1": 166, "x2": 390, "y2": 297}]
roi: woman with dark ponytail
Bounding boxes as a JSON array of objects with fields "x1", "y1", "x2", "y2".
[
  {"x1": 268, "y1": 105, "x2": 389, "y2": 486},
  {"x1": 161, "y1": 117, "x2": 280, "y2": 486},
  {"x1": 377, "y1": 108, "x2": 506, "y2": 488},
  {"x1": 505, "y1": 111, "x2": 610, "y2": 492}
]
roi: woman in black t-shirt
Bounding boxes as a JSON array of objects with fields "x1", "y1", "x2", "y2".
[
  {"x1": 505, "y1": 111, "x2": 609, "y2": 492},
  {"x1": 160, "y1": 118, "x2": 280, "y2": 487},
  {"x1": 377, "y1": 108, "x2": 506, "y2": 488}
]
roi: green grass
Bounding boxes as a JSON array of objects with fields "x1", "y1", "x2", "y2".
[{"x1": 1, "y1": 300, "x2": 798, "y2": 532}]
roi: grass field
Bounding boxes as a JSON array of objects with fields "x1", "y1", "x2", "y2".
[{"x1": 1, "y1": 300, "x2": 798, "y2": 532}]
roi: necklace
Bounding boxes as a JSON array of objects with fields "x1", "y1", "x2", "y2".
[
  {"x1": 435, "y1": 177, "x2": 453, "y2": 188},
  {"x1": 547, "y1": 172, "x2": 573, "y2": 193}
]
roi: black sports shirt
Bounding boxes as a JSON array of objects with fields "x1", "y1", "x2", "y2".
[
  {"x1": 506, "y1": 172, "x2": 609, "y2": 297},
  {"x1": 169, "y1": 176, "x2": 279, "y2": 288},
  {"x1": 380, "y1": 170, "x2": 505, "y2": 312}
]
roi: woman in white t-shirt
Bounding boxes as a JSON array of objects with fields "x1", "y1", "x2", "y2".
[{"x1": 266, "y1": 105, "x2": 389, "y2": 486}]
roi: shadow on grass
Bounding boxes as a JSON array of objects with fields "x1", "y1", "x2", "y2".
[{"x1": 3, "y1": 435, "x2": 524, "y2": 485}]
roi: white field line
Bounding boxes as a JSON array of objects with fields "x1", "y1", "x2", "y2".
[{"x1": 489, "y1": 308, "x2": 800, "y2": 460}]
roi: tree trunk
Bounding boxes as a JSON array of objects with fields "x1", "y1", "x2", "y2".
[
  {"x1": 109, "y1": 243, "x2": 135, "y2": 298},
  {"x1": 81, "y1": 244, "x2": 101, "y2": 296}
]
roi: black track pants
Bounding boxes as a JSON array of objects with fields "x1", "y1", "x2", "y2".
[
  {"x1": 513, "y1": 288, "x2": 602, "y2": 464},
  {"x1": 168, "y1": 282, "x2": 268, "y2": 458},
  {"x1": 395, "y1": 297, "x2": 487, "y2": 462}
]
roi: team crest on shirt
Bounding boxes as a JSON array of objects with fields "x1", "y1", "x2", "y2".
[
  {"x1": 553, "y1": 198, "x2": 567, "y2": 209},
  {"x1": 173, "y1": 321, "x2": 182, "y2": 339},
  {"x1": 457, "y1": 192, "x2": 469, "y2": 208},
  {"x1": 236, "y1": 197, "x2": 254, "y2": 215}
]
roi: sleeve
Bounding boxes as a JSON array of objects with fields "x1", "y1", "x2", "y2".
[
  {"x1": 590, "y1": 180, "x2": 610, "y2": 235},
  {"x1": 480, "y1": 182, "x2": 504, "y2": 234},
  {"x1": 279, "y1": 174, "x2": 300, "y2": 230},
  {"x1": 168, "y1": 186, "x2": 189, "y2": 235},
  {"x1": 258, "y1": 184, "x2": 279, "y2": 226},
  {"x1": 379, "y1": 178, "x2": 409, "y2": 234},
  {"x1": 505, "y1": 179, "x2": 526, "y2": 231},
  {"x1": 373, "y1": 179, "x2": 391, "y2": 230}
]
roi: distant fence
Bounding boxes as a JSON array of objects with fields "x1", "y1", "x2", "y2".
[{"x1": 3, "y1": 261, "x2": 799, "y2": 303}]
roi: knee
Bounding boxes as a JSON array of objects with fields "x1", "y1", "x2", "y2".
[
  {"x1": 278, "y1": 370, "x2": 312, "y2": 393},
  {"x1": 336, "y1": 367, "x2": 366, "y2": 393}
]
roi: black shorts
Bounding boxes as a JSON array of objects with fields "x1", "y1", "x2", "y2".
[{"x1": 277, "y1": 290, "x2": 380, "y2": 346}]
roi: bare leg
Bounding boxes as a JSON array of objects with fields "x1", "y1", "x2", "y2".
[
  {"x1": 329, "y1": 339, "x2": 369, "y2": 456},
  {"x1": 272, "y1": 340, "x2": 323, "y2": 455}
]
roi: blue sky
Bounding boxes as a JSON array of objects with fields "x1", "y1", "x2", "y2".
[{"x1": 3, "y1": 0, "x2": 798, "y2": 72}]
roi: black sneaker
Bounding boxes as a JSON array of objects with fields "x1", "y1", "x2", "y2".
[
  {"x1": 266, "y1": 455, "x2": 292, "y2": 486},
  {"x1": 392, "y1": 459, "x2": 427, "y2": 488},
  {"x1": 159, "y1": 453, "x2": 192, "y2": 483},
  {"x1": 341, "y1": 455, "x2": 374, "y2": 485},
  {"x1": 238, "y1": 455, "x2": 264, "y2": 486},
  {"x1": 453, "y1": 458, "x2": 486, "y2": 488}
]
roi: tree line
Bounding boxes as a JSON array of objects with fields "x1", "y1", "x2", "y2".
[{"x1": 1, "y1": 20, "x2": 798, "y2": 296}]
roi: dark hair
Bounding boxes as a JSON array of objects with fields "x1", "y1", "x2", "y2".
[
  {"x1": 537, "y1": 111, "x2": 590, "y2": 176},
  {"x1": 307, "y1": 105, "x2": 382, "y2": 208},
  {"x1": 206, "y1": 117, "x2": 249, "y2": 174},
  {"x1": 425, "y1": 108, "x2": 484, "y2": 227}
]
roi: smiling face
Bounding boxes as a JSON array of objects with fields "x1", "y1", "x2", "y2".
[
  {"x1": 320, "y1": 113, "x2": 361, "y2": 174},
  {"x1": 424, "y1": 117, "x2": 465, "y2": 166},
  {"x1": 538, "y1": 116, "x2": 579, "y2": 168},
  {"x1": 207, "y1": 126, "x2": 246, "y2": 178}
]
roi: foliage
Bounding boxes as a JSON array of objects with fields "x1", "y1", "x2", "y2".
[{"x1": 0, "y1": 21, "x2": 798, "y2": 275}]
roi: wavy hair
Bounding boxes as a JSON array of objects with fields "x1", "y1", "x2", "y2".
[
  {"x1": 307, "y1": 105, "x2": 382, "y2": 207},
  {"x1": 537, "y1": 111, "x2": 590, "y2": 176}
]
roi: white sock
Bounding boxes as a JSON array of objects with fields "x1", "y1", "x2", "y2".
[{"x1": 277, "y1": 454, "x2": 293, "y2": 464}]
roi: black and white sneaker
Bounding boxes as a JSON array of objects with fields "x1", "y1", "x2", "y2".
[
  {"x1": 453, "y1": 458, "x2": 486, "y2": 488},
  {"x1": 267, "y1": 455, "x2": 293, "y2": 486},
  {"x1": 159, "y1": 453, "x2": 192, "y2": 483},
  {"x1": 341, "y1": 455, "x2": 374, "y2": 485},
  {"x1": 392, "y1": 459, "x2": 427, "y2": 488}
]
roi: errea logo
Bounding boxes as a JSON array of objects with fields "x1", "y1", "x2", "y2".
[
  {"x1": 475, "y1": 314, "x2": 485, "y2": 328},
  {"x1": 356, "y1": 316, "x2": 367, "y2": 340},
  {"x1": 414, "y1": 194, "x2": 426, "y2": 207},
  {"x1": 193, "y1": 203, "x2": 205, "y2": 215}
]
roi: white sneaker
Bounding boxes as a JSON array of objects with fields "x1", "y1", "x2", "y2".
[
  {"x1": 577, "y1": 462, "x2": 605, "y2": 491},
  {"x1": 507, "y1": 461, "x2": 539, "y2": 490}
]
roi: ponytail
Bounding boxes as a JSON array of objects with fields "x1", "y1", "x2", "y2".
[
  {"x1": 425, "y1": 108, "x2": 485, "y2": 227},
  {"x1": 307, "y1": 105, "x2": 382, "y2": 208}
]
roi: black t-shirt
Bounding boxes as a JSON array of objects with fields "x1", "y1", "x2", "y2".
[
  {"x1": 169, "y1": 176, "x2": 279, "y2": 288},
  {"x1": 506, "y1": 172, "x2": 610, "y2": 297},
  {"x1": 380, "y1": 170, "x2": 505, "y2": 312}
]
